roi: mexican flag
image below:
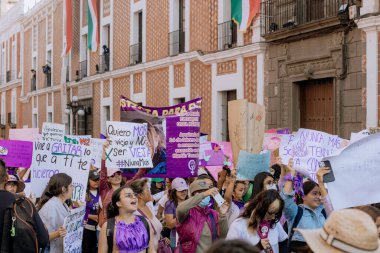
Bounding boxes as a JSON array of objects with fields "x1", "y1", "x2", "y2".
[
  {"x1": 62, "y1": 0, "x2": 72, "y2": 56},
  {"x1": 87, "y1": 0, "x2": 99, "y2": 52},
  {"x1": 232, "y1": 0, "x2": 260, "y2": 32}
]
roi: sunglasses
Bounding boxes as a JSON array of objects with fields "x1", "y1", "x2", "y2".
[{"x1": 111, "y1": 171, "x2": 122, "y2": 177}]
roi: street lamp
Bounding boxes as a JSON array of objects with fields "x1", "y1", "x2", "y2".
[{"x1": 65, "y1": 96, "x2": 85, "y2": 135}]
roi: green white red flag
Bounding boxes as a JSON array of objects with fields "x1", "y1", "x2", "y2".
[
  {"x1": 231, "y1": 0, "x2": 260, "y2": 32},
  {"x1": 62, "y1": 0, "x2": 72, "y2": 56},
  {"x1": 87, "y1": 0, "x2": 99, "y2": 52}
]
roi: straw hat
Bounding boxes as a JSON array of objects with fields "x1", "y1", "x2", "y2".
[{"x1": 297, "y1": 209, "x2": 380, "y2": 253}]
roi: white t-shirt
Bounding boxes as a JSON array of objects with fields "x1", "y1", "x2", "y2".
[
  {"x1": 227, "y1": 202, "x2": 240, "y2": 227},
  {"x1": 226, "y1": 217, "x2": 288, "y2": 253}
]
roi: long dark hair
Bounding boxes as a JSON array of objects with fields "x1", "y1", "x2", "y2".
[
  {"x1": 107, "y1": 186, "x2": 134, "y2": 218},
  {"x1": 0, "y1": 160, "x2": 6, "y2": 186},
  {"x1": 130, "y1": 179, "x2": 148, "y2": 196},
  {"x1": 296, "y1": 180, "x2": 319, "y2": 205},
  {"x1": 38, "y1": 173, "x2": 72, "y2": 211},
  {"x1": 169, "y1": 189, "x2": 189, "y2": 207},
  {"x1": 241, "y1": 190, "x2": 284, "y2": 230},
  {"x1": 252, "y1": 172, "x2": 275, "y2": 199}
]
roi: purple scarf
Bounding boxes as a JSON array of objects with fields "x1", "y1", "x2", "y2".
[{"x1": 115, "y1": 216, "x2": 149, "y2": 253}]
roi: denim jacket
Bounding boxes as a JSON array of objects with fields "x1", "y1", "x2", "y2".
[{"x1": 280, "y1": 190, "x2": 327, "y2": 242}]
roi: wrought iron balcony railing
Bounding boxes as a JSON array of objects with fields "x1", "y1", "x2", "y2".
[
  {"x1": 130, "y1": 43, "x2": 142, "y2": 65},
  {"x1": 218, "y1": 20, "x2": 237, "y2": 51},
  {"x1": 168, "y1": 30, "x2": 185, "y2": 56}
]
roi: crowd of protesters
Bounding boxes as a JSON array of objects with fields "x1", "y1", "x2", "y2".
[{"x1": 0, "y1": 140, "x2": 380, "y2": 253}]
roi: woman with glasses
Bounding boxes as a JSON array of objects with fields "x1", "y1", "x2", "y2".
[
  {"x1": 226, "y1": 190, "x2": 287, "y2": 253},
  {"x1": 176, "y1": 177, "x2": 229, "y2": 253},
  {"x1": 98, "y1": 186, "x2": 155, "y2": 253},
  {"x1": 82, "y1": 170, "x2": 101, "y2": 253},
  {"x1": 38, "y1": 173, "x2": 73, "y2": 253}
]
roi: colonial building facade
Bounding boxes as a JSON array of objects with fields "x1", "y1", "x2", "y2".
[{"x1": 0, "y1": 0, "x2": 378, "y2": 140}]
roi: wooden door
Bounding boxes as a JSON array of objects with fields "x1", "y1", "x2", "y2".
[{"x1": 299, "y1": 78, "x2": 334, "y2": 134}]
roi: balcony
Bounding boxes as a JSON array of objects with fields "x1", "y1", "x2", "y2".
[
  {"x1": 76, "y1": 60, "x2": 87, "y2": 81},
  {"x1": 218, "y1": 20, "x2": 237, "y2": 51},
  {"x1": 7, "y1": 112, "x2": 16, "y2": 128},
  {"x1": 261, "y1": 0, "x2": 349, "y2": 41},
  {"x1": 6, "y1": 70, "x2": 16, "y2": 83},
  {"x1": 31, "y1": 76, "x2": 36, "y2": 92},
  {"x1": 168, "y1": 30, "x2": 185, "y2": 56},
  {"x1": 0, "y1": 114, "x2": 5, "y2": 127},
  {"x1": 66, "y1": 65, "x2": 70, "y2": 82},
  {"x1": 45, "y1": 72, "x2": 52, "y2": 87},
  {"x1": 0, "y1": 75, "x2": 4, "y2": 85},
  {"x1": 97, "y1": 53, "x2": 109, "y2": 74},
  {"x1": 130, "y1": 43, "x2": 142, "y2": 65}
]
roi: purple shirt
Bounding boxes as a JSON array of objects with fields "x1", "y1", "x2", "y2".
[{"x1": 165, "y1": 200, "x2": 177, "y2": 248}]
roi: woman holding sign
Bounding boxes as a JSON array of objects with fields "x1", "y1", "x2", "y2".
[
  {"x1": 98, "y1": 186, "x2": 155, "y2": 253},
  {"x1": 38, "y1": 173, "x2": 73, "y2": 253},
  {"x1": 280, "y1": 161, "x2": 331, "y2": 252}
]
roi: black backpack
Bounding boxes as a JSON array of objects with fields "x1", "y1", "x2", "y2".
[
  {"x1": 106, "y1": 215, "x2": 150, "y2": 253},
  {"x1": 1, "y1": 196, "x2": 49, "y2": 253},
  {"x1": 279, "y1": 206, "x2": 327, "y2": 253}
]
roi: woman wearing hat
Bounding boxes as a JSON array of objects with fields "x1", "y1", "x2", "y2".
[
  {"x1": 175, "y1": 177, "x2": 229, "y2": 253},
  {"x1": 164, "y1": 177, "x2": 189, "y2": 249},
  {"x1": 298, "y1": 209, "x2": 380, "y2": 253},
  {"x1": 4, "y1": 174, "x2": 25, "y2": 194},
  {"x1": 82, "y1": 170, "x2": 101, "y2": 253}
]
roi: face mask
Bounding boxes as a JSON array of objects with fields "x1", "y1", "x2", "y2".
[
  {"x1": 266, "y1": 183, "x2": 278, "y2": 191},
  {"x1": 198, "y1": 196, "x2": 211, "y2": 207}
]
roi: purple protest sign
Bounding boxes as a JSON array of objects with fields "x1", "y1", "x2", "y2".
[
  {"x1": 0, "y1": 140, "x2": 33, "y2": 168},
  {"x1": 120, "y1": 97, "x2": 202, "y2": 178}
]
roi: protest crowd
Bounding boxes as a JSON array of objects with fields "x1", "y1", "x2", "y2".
[{"x1": 0, "y1": 99, "x2": 380, "y2": 253}]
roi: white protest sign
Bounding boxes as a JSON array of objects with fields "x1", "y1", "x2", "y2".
[
  {"x1": 105, "y1": 121, "x2": 153, "y2": 169},
  {"x1": 41, "y1": 123, "x2": 65, "y2": 142},
  {"x1": 326, "y1": 133, "x2": 380, "y2": 210},
  {"x1": 63, "y1": 206, "x2": 86, "y2": 253},
  {"x1": 279, "y1": 129, "x2": 347, "y2": 181},
  {"x1": 31, "y1": 140, "x2": 92, "y2": 201},
  {"x1": 90, "y1": 138, "x2": 106, "y2": 168}
]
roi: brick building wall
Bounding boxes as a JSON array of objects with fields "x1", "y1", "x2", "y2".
[
  {"x1": 190, "y1": 61, "x2": 212, "y2": 135},
  {"x1": 113, "y1": 76, "x2": 130, "y2": 120},
  {"x1": 23, "y1": 29, "x2": 32, "y2": 92},
  {"x1": 53, "y1": 1, "x2": 63, "y2": 85},
  {"x1": 146, "y1": 0, "x2": 169, "y2": 62},
  {"x1": 113, "y1": 0, "x2": 130, "y2": 70},
  {"x1": 146, "y1": 67, "x2": 169, "y2": 107},
  {"x1": 37, "y1": 19, "x2": 46, "y2": 90}
]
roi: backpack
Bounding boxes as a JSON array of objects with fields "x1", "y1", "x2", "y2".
[
  {"x1": 1, "y1": 196, "x2": 49, "y2": 253},
  {"x1": 279, "y1": 206, "x2": 327, "y2": 253},
  {"x1": 106, "y1": 215, "x2": 150, "y2": 253}
]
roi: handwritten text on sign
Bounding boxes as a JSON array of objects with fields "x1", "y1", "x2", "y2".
[
  {"x1": 41, "y1": 122, "x2": 65, "y2": 142},
  {"x1": 0, "y1": 140, "x2": 33, "y2": 168},
  {"x1": 105, "y1": 121, "x2": 153, "y2": 169},
  {"x1": 31, "y1": 141, "x2": 92, "y2": 201},
  {"x1": 279, "y1": 129, "x2": 346, "y2": 181},
  {"x1": 63, "y1": 206, "x2": 85, "y2": 253}
]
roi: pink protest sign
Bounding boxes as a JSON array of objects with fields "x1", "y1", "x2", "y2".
[
  {"x1": 0, "y1": 140, "x2": 33, "y2": 168},
  {"x1": 262, "y1": 133, "x2": 284, "y2": 166},
  {"x1": 9, "y1": 128, "x2": 40, "y2": 142},
  {"x1": 199, "y1": 142, "x2": 234, "y2": 180}
]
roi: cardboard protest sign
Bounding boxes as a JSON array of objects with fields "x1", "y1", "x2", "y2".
[
  {"x1": 228, "y1": 99, "x2": 265, "y2": 164},
  {"x1": 0, "y1": 140, "x2": 33, "y2": 168},
  {"x1": 279, "y1": 129, "x2": 347, "y2": 181},
  {"x1": 105, "y1": 121, "x2": 153, "y2": 169},
  {"x1": 90, "y1": 138, "x2": 106, "y2": 168},
  {"x1": 41, "y1": 123, "x2": 65, "y2": 142},
  {"x1": 63, "y1": 206, "x2": 86, "y2": 253},
  {"x1": 120, "y1": 97, "x2": 202, "y2": 178},
  {"x1": 236, "y1": 150, "x2": 271, "y2": 180},
  {"x1": 325, "y1": 133, "x2": 380, "y2": 210},
  {"x1": 31, "y1": 140, "x2": 92, "y2": 201},
  {"x1": 9, "y1": 128, "x2": 40, "y2": 142}
]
